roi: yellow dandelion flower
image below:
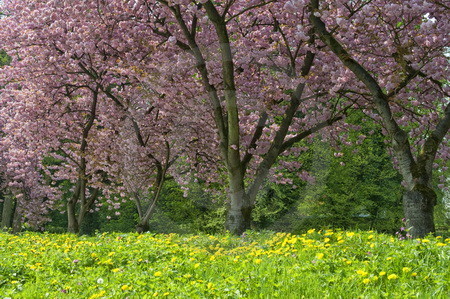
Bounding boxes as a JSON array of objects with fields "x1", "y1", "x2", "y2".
[
  {"x1": 316, "y1": 253, "x2": 324, "y2": 259},
  {"x1": 254, "y1": 259, "x2": 262, "y2": 264},
  {"x1": 402, "y1": 267, "x2": 411, "y2": 273},
  {"x1": 163, "y1": 293, "x2": 170, "y2": 296},
  {"x1": 356, "y1": 270, "x2": 368, "y2": 276},
  {"x1": 194, "y1": 263, "x2": 201, "y2": 269},
  {"x1": 346, "y1": 232, "x2": 355, "y2": 237},
  {"x1": 387, "y1": 274, "x2": 398, "y2": 280},
  {"x1": 111, "y1": 268, "x2": 121, "y2": 273},
  {"x1": 411, "y1": 272, "x2": 417, "y2": 277},
  {"x1": 154, "y1": 271, "x2": 162, "y2": 277},
  {"x1": 88, "y1": 290, "x2": 106, "y2": 299},
  {"x1": 379, "y1": 271, "x2": 386, "y2": 276},
  {"x1": 363, "y1": 278, "x2": 370, "y2": 284},
  {"x1": 121, "y1": 285, "x2": 131, "y2": 291},
  {"x1": 108, "y1": 252, "x2": 115, "y2": 257},
  {"x1": 421, "y1": 239, "x2": 430, "y2": 243},
  {"x1": 436, "y1": 243, "x2": 447, "y2": 247}
]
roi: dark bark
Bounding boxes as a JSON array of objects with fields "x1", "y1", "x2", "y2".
[
  {"x1": 11, "y1": 201, "x2": 21, "y2": 234},
  {"x1": 67, "y1": 198, "x2": 79, "y2": 234},
  {"x1": 403, "y1": 186, "x2": 436, "y2": 238},
  {"x1": 1, "y1": 194, "x2": 15, "y2": 230}
]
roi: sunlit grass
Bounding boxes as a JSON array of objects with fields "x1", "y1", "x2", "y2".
[{"x1": 0, "y1": 230, "x2": 449, "y2": 298}]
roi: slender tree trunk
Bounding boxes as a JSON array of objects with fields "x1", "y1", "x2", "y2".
[
  {"x1": 1, "y1": 194, "x2": 15, "y2": 230},
  {"x1": 11, "y1": 202, "x2": 21, "y2": 234}
]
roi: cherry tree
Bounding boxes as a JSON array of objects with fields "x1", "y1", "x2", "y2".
[
  {"x1": 0, "y1": 0, "x2": 354, "y2": 235},
  {"x1": 302, "y1": 0, "x2": 450, "y2": 237}
]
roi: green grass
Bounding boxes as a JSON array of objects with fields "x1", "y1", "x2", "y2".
[{"x1": 0, "y1": 230, "x2": 449, "y2": 298}]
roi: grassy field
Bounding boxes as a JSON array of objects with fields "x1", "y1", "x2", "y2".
[{"x1": 0, "y1": 230, "x2": 449, "y2": 298}]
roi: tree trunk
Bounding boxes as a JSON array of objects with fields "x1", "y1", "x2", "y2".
[
  {"x1": 11, "y1": 202, "x2": 21, "y2": 234},
  {"x1": 67, "y1": 199, "x2": 79, "y2": 234},
  {"x1": 1, "y1": 195, "x2": 15, "y2": 230},
  {"x1": 403, "y1": 186, "x2": 436, "y2": 238},
  {"x1": 226, "y1": 172, "x2": 252, "y2": 235}
]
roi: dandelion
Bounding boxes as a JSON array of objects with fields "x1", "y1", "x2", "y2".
[
  {"x1": 254, "y1": 259, "x2": 262, "y2": 264},
  {"x1": 111, "y1": 268, "x2": 121, "y2": 273},
  {"x1": 316, "y1": 253, "x2": 324, "y2": 259},
  {"x1": 346, "y1": 232, "x2": 355, "y2": 237},
  {"x1": 121, "y1": 285, "x2": 131, "y2": 291},
  {"x1": 363, "y1": 278, "x2": 370, "y2": 284},
  {"x1": 194, "y1": 263, "x2": 201, "y2": 268},
  {"x1": 402, "y1": 267, "x2": 411, "y2": 273},
  {"x1": 356, "y1": 270, "x2": 368, "y2": 276},
  {"x1": 387, "y1": 274, "x2": 398, "y2": 280},
  {"x1": 411, "y1": 273, "x2": 417, "y2": 277},
  {"x1": 379, "y1": 271, "x2": 386, "y2": 276},
  {"x1": 154, "y1": 271, "x2": 162, "y2": 277}
]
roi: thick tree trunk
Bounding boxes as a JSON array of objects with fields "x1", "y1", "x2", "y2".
[
  {"x1": 1, "y1": 195, "x2": 15, "y2": 230},
  {"x1": 67, "y1": 199, "x2": 79, "y2": 234},
  {"x1": 403, "y1": 186, "x2": 436, "y2": 238},
  {"x1": 226, "y1": 172, "x2": 252, "y2": 235}
]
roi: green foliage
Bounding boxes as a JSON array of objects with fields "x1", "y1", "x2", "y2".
[
  {"x1": 295, "y1": 114, "x2": 403, "y2": 233},
  {"x1": 0, "y1": 231, "x2": 449, "y2": 298},
  {"x1": 0, "y1": 50, "x2": 10, "y2": 67}
]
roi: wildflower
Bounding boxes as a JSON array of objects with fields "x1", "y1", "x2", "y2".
[
  {"x1": 88, "y1": 290, "x2": 106, "y2": 299},
  {"x1": 402, "y1": 267, "x2": 411, "y2": 273},
  {"x1": 254, "y1": 259, "x2": 262, "y2": 264},
  {"x1": 316, "y1": 253, "x2": 324, "y2": 259},
  {"x1": 97, "y1": 278, "x2": 104, "y2": 284},
  {"x1": 436, "y1": 243, "x2": 447, "y2": 247},
  {"x1": 356, "y1": 270, "x2": 368, "y2": 276},
  {"x1": 154, "y1": 271, "x2": 162, "y2": 277},
  {"x1": 363, "y1": 278, "x2": 370, "y2": 284},
  {"x1": 194, "y1": 263, "x2": 201, "y2": 268},
  {"x1": 163, "y1": 293, "x2": 170, "y2": 296},
  {"x1": 421, "y1": 239, "x2": 430, "y2": 243},
  {"x1": 121, "y1": 285, "x2": 131, "y2": 291},
  {"x1": 411, "y1": 273, "x2": 417, "y2": 277},
  {"x1": 72, "y1": 259, "x2": 80, "y2": 263},
  {"x1": 387, "y1": 274, "x2": 398, "y2": 280},
  {"x1": 379, "y1": 271, "x2": 386, "y2": 276},
  {"x1": 346, "y1": 232, "x2": 355, "y2": 237},
  {"x1": 111, "y1": 268, "x2": 121, "y2": 273}
]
